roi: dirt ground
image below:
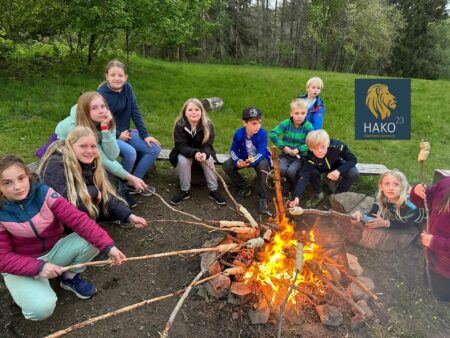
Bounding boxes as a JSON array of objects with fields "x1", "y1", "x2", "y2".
[{"x1": 1, "y1": 166, "x2": 450, "y2": 338}]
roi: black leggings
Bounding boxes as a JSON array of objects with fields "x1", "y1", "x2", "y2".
[{"x1": 428, "y1": 269, "x2": 450, "y2": 301}]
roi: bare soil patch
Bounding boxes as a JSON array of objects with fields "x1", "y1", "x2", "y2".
[{"x1": 1, "y1": 166, "x2": 449, "y2": 337}]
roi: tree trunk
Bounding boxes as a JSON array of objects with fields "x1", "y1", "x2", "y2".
[{"x1": 87, "y1": 34, "x2": 96, "y2": 65}]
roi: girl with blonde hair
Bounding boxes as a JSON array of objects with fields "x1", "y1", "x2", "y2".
[
  {"x1": 352, "y1": 170, "x2": 425, "y2": 229},
  {"x1": 39, "y1": 126, "x2": 146, "y2": 228},
  {"x1": 55, "y1": 91, "x2": 149, "y2": 207},
  {"x1": 168, "y1": 98, "x2": 225, "y2": 205}
]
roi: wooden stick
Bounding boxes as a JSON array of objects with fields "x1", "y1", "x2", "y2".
[
  {"x1": 270, "y1": 146, "x2": 285, "y2": 223},
  {"x1": 277, "y1": 270, "x2": 300, "y2": 338},
  {"x1": 61, "y1": 244, "x2": 240, "y2": 272},
  {"x1": 337, "y1": 266, "x2": 379, "y2": 301},
  {"x1": 152, "y1": 192, "x2": 202, "y2": 221},
  {"x1": 160, "y1": 246, "x2": 245, "y2": 338},
  {"x1": 148, "y1": 219, "x2": 220, "y2": 231},
  {"x1": 161, "y1": 270, "x2": 204, "y2": 338},
  {"x1": 292, "y1": 208, "x2": 357, "y2": 221},
  {"x1": 45, "y1": 269, "x2": 243, "y2": 338},
  {"x1": 307, "y1": 263, "x2": 366, "y2": 317}
]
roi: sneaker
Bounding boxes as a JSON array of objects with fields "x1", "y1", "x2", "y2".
[
  {"x1": 170, "y1": 190, "x2": 191, "y2": 205},
  {"x1": 305, "y1": 192, "x2": 325, "y2": 208},
  {"x1": 120, "y1": 189, "x2": 137, "y2": 209},
  {"x1": 209, "y1": 190, "x2": 226, "y2": 205},
  {"x1": 257, "y1": 199, "x2": 272, "y2": 216},
  {"x1": 60, "y1": 274, "x2": 97, "y2": 299},
  {"x1": 235, "y1": 186, "x2": 252, "y2": 202},
  {"x1": 128, "y1": 185, "x2": 156, "y2": 196}
]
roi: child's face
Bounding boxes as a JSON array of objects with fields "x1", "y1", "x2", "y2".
[
  {"x1": 380, "y1": 174, "x2": 401, "y2": 202},
  {"x1": 89, "y1": 97, "x2": 109, "y2": 123},
  {"x1": 106, "y1": 66, "x2": 128, "y2": 91},
  {"x1": 243, "y1": 118, "x2": 261, "y2": 136},
  {"x1": 290, "y1": 107, "x2": 307, "y2": 126},
  {"x1": 0, "y1": 165, "x2": 30, "y2": 202},
  {"x1": 307, "y1": 83, "x2": 321, "y2": 98},
  {"x1": 184, "y1": 102, "x2": 202, "y2": 126},
  {"x1": 310, "y1": 144, "x2": 328, "y2": 159},
  {"x1": 72, "y1": 135, "x2": 98, "y2": 164}
]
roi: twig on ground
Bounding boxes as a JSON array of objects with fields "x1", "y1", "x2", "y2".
[{"x1": 152, "y1": 191, "x2": 202, "y2": 221}]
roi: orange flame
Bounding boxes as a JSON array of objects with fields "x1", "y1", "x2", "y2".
[{"x1": 244, "y1": 216, "x2": 320, "y2": 305}]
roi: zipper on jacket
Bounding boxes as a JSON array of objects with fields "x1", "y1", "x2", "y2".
[{"x1": 19, "y1": 204, "x2": 46, "y2": 253}]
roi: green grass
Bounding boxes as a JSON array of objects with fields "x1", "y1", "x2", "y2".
[{"x1": 1, "y1": 56, "x2": 449, "y2": 191}]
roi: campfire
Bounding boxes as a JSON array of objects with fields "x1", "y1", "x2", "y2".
[{"x1": 200, "y1": 147, "x2": 379, "y2": 333}]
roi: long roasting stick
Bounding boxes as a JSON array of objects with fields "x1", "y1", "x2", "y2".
[
  {"x1": 45, "y1": 268, "x2": 244, "y2": 338},
  {"x1": 60, "y1": 244, "x2": 241, "y2": 272}
]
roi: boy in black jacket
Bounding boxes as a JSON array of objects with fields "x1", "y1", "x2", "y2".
[{"x1": 289, "y1": 129, "x2": 359, "y2": 208}]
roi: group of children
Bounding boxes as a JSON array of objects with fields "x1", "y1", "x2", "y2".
[{"x1": 1, "y1": 61, "x2": 449, "y2": 322}]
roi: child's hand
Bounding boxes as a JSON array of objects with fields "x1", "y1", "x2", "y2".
[
  {"x1": 144, "y1": 136, "x2": 161, "y2": 147},
  {"x1": 108, "y1": 246, "x2": 126, "y2": 265},
  {"x1": 237, "y1": 159, "x2": 248, "y2": 168},
  {"x1": 195, "y1": 152, "x2": 207, "y2": 162},
  {"x1": 327, "y1": 170, "x2": 340, "y2": 181},
  {"x1": 288, "y1": 197, "x2": 300, "y2": 208},
  {"x1": 38, "y1": 262, "x2": 62, "y2": 279},
  {"x1": 365, "y1": 218, "x2": 390, "y2": 229},
  {"x1": 283, "y1": 146, "x2": 293, "y2": 155},
  {"x1": 126, "y1": 174, "x2": 147, "y2": 191},
  {"x1": 351, "y1": 211, "x2": 362, "y2": 223},
  {"x1": 101, "y1": 110, "x2": 113, "y2": 127},
  {"x1": 119, "y1": 130, "x2": 132, "y2": 141},
  {"x1": 421, "y1": 232, "x2": 433, "y2": 248},
  {"x1": 128, "y1": 214, "x2": 147, "y2": 228},
  {"x1": 413, "y1": 184, "x2": 426, "y2": 200},
  {"x1": 290, "y1": 148, "x2": 299, "y2": 157}
]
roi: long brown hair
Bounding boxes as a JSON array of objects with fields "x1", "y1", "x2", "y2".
[
  {"x1": 76, "y1": 92, "x2": 116, "y2": 130},
  {"x1": 439, "y1": 188, "x2": 450, "y2": 214},
  {"x1": 0, "y1": 155, "x2": 34, "y2": 201},
  {"x1": 174, "y1": 98, "x2": 211, "y2": 144},
  {"x1": 38, "y1": 126, "x2": 124, "y2": 219}
]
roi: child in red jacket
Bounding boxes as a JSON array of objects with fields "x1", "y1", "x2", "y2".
[
  {"x1": 0, "y1": 155, "x2": 126, "y2": 320},
  {"x1": 411, "y1": 177, "x2": 450, "y2": 301}
]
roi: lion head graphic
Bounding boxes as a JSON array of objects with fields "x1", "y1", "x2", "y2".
[{"x1": 365, "y1": 84, "x2": 397, "y2": 120}]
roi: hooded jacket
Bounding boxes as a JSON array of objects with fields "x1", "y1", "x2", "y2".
[{"x1": 0, "y1": 183, "x2": 114, "y2": 276}]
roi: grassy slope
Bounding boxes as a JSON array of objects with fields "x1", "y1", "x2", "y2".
[{"x1": 0, "y1": 57, "x2": 449, "y2": 189}]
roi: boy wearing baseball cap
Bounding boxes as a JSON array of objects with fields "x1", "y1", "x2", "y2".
[{"x1": 223, "y1": 107, "x2": 272, "y2": 215}]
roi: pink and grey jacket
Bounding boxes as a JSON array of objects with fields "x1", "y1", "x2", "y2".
[
  {"x1": 410, "y1": 177, "x2": 450, "y2": 279},
  {"x1": 0, "y1": 183, "x2": 115, "y2": 277}
]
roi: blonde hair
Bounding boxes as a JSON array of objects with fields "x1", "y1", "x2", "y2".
[
  {"x1": 306, "y1": 129, "x2": 330, "y2": 149},
  {"x1": 439, "y1": 185, "x2": 450, "y2": 214},
  {"x1": 174, "y1": 98, "x2": 212, "y2": 144},
  {"x1": 76, "y1": 92, "x2": 116, "y2": 130},
  {"x1": 0, "y1": 155, "x2": 33, "y2": 201},
  {"x1": 306, "y1": 77, "x2": 324, "y2": 90},
  {"x1": 38, "y1": 126, "x2": 123, "y2": 219},
  {"x1": 105, "y1": 59, "x2": 127, "y2": 75},
  {"x1": 290, "y1": 98, "x2": 308, "y2": 111},
  {"x1": 376, "y1": 170, "x2": 409, "y2": 220}
]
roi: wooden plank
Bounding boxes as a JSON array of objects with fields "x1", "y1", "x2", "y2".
[{"x1": 158, "y1": 149, "x2": 387, "y2": 175}]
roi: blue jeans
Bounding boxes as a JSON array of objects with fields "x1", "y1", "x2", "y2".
[{"x1": 117, "y1": 131, "x2": 161, "y2": 179}]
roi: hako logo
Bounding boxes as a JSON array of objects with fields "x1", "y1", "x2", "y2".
[{"x1": 365, "y1": 84, "x2": 397, "y2": 120}]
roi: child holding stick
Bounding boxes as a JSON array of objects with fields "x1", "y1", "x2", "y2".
[
  {"x1": 169, "y1": 98, "x2": 226, "y2": 205},
  {"x1": 410, "y1": 177, "x2": 450, "y2": 301},
  {"x1": 0, "y1": 155, "x2": 125, "y2": 320},
  {"x1": 56, "y1": 91, "x2": 148, "y2": 207},
  {"x1": 352, "y1": 170, "x2": 425, "y2": 229},
  {"x1": 39, "y1": 126, "x2": 147, "y2": 228}
]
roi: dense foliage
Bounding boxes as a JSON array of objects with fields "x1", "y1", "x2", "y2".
[{"x1": 0, "y1": 0, "x2": 448, "y2": 78}]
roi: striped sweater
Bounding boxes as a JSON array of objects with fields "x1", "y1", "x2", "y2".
[
  {"x1": 269, "y1": 118, "x2": 314, "y2": 155},
  {"x1": 0, "y1": 183, "x2": 114, "y2": 276}
]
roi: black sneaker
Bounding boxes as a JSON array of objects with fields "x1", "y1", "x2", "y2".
[
  {"x1": 235, "y1": 185, "x2": 252, "y2": 202},
  {"x1": 257, "y1": 198, "x2": 272, "y2": 216},
  {"x1": 209, "y1": 190, "x2": 226, "y2": 205},
  {"x1": 121, "y1": 189, "x2": 137, "y2": 209},
  {"x1": 170, "y1": 191, "x2": 191, "y2": 205}
]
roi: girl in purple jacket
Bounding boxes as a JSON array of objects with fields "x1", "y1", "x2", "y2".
[{"x1": 0, "y1": 155, "x2": 126, "y2": 320}]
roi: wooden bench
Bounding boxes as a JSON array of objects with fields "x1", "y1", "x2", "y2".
[
  {"x1": 157, "y1": 149, "x2": 388, "y2": 176},
  {"x1": 28, "y1": 149, "x2": 388, "y2": 176}
]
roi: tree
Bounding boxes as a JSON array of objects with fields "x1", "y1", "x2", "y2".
[{"x1": 388, "y1": 0, "x2": 448, "y2": 79}]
